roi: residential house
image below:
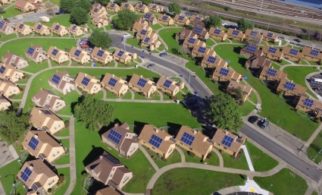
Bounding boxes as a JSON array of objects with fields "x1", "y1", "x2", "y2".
[
  {"x1": 136, "y1": 27, "x2": 153, "y2": 41},
  {"x1": 101, "y1": 73, "x2": 129, "y2": 96},
  {"x1": 142, "y1": 12, "x2": 157, "y2": 25},
  {"x1": 138, "y1": 124, "x2": 176, "y2": 159},
  {"x1": 191, "y1": 41, "x2": 209, "y2": 58},
  {"x1": 226, "y1": 80, "x2": 253, "y2": 102},
  {"x1": 276, "y1": 78, "x2": 306, "y2": 97},
  {"x1": 91, "y1": 47, "x2": 113, "y2": 65},
  {"x1": 0, "y1": 95, "x2": 11, "y2": 111},
  {"x1": 174, "y1": 15, "x2": 190, "y2": 26},
  {"x1": 0, "y1": 20, "x2": 14, "y2": 35},
  {"x1": 209, "y1": 27, "x2": 227, "y2": 41},
  {"x1": 51, "y1": 23, "x2": 68, "y2": 36},
  {"x1": 15, "y1": 0, "x2": 36, "y2": 12},
  {"x1": 3, "y1": 53, "x2": 28, "y2": 69},
  {"x1": 182, "y1": 35, "x2": 201, "y2": 50},
  {"x1": 282, "y1": 47, "x2": 302, "y2": 63},
  {"x1": 69, "y1": 24, "x2": 85, "y2": 37},
  {"x1": 244, "y1": 29, "x2": 263, "y2": 43},
  {"x1": 47, "y1": 47, "x2": 69, "y2": 64},
  {"x1": 85, "y1": 152, "x2": 133, "y2": 189},
  {"x1": 132, "y1": 18, "x2": 150, "y2": 34},
  {"x1": 135, "y1": 2, "x2": 149, "y2": 13},
  {"x1": 258, "y1": 66, "x2": 287, "y2": 82},
  {"x1": 128, "y1": 74, "x2": 157, "y2": 98},
  {"x1": 0, "y1": 79, "x2": 20, "y2": 97},
  {"x1": 240, "y1": 44, "x2": 260, "y2": 59},
  {"x1": 96, "y1": 187, "x2": 122, "y2": 195},
  {"x1": 17, "y1": 159, "x2": 59, "y2": 194},
  {"x1": 262, "y1": 46, "x2": 283, "y2": 61},
  {"x1": 201, "y1": 51, "x2": 228, "y2": 69},
  {"x1": 113, "y1": 49, "x2": 137, "y2": 64},
  {"x1": 48, "y1": 72, "x2": 75, "y2": 95},
  {"x1": 121, "y1": 3, "x2": 135, "y2": 12},
  {"x1": 140, "y1": 31, "x2": 161, "y2": 51},
  {"x1": 189, "y1": 15, "x2": 204, "y2": 26},
  {"x1": 175, "y1": 126, "x2": 213, "y2": 161},
  {"x1": 92, "y1": 14, "x2": 109, "y2": 28},
  {"x1": 25, "y1": 46, "x2": 47, "y2": 63},
  {"x1": 74, "y1": 72, "x2": 101, "y2": 94},
  {"x1": 0, "y1": 64, "x2": 24, "y2": 83},
  {"x1": 192, "y1": 25, "x2": 209, "y2": 40},
  {"x1": 227, "y1": 29, "x2": 245, "y2": 42},
  {"x1": 22, "y1": 130, "x2": 65, "y2": 162},
  {"x1": 212, "y1": 66, "x2": 242, "y2": 82},
  {"x1": 90, "y1": 3, "x2": 109, "y2": 28},
  {"x1": 158, "y1": 14, "x2": 174, "y2": 26},
  {"x1": 106, "y1": 2, "x2": 121, "y2": 12},
  {"x1": 302, "y1": 46, "x2": 322, "y2": 62},
  {"x1": 101, "y1": 123, "x2": 139, "y2": 157},
  {"x1": 212, "y1": 129, "x2": 246, "y2": 158},
  {"x1": 30, "y1": 107, "x2": 65, "y2": 135},
  {"x1": 69, "y1": 47, "x2": 90, "y2": 64},
  {"x1": 15, "y1": 23, "x2": 32, "y2": 35},
  {"x1": 0, "y1": 0, "x2": 13, "y2": 5},
  {"x1": 32, "y1": 89, "x2": 66, "y2": 112},
  {"x1": 33, "y1": 23, "x2": 50, "y2": 35},
  {"x1": 148, "y1": 3, "x2": 164, "y2": 13},
  {"x1": 245, "y1": 54, "x2": 272, "y2": 70},
  {"x1": 156, "y1": 76, "x2": 182, "y2": 97},
  {"x1": 177, "y1": 28, "x2": 193, "y2": 42},
  {"x1": 262, "y1": 31, "x2": 278, "y2": 43},
  {"x1": 295, "y1": 95, "x2": 322, "y2": 118}
]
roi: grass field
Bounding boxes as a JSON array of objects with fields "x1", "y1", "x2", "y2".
[
  {"x1": 126, "y1": 38, "x2": 140, "y2": 48},
  {"x1": 246, "y1": 142, "x2": 278, "y2": 171},
  {"x1": 0, "y1": 6, "x2": 21, "y2": 19},
  {"x1": 222, "y1": 152, "x2": 249, "y2": 170},
  {"x1": 0, "y1": 160, "x2": 26, "y2": 195},
  {"x1": 307, "y1": 132, "x2": 322, "y2": 164},
  {"x1": 147, "y1": 149, "x2": 181, "y2": 168}
]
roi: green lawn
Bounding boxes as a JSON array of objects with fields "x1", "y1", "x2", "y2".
[
  {"x1": 214, "y1": 44, "x2": 318, "y2": 141},
  {"x1": 126, "y1": 38, "x2": 140, "y2": 48},
  {"x1": 153, "y1": 168, "x2": 245, "y2": 195},
  {"x1": 246, "y1": 142, "x2": 278, "y2": 171},
  {"x1": 0, "y1": 33, "x2": 17, "y2": 42},
  {"x1": 0, "y1": 160, "x2": 26, "y2": 195},
  {"x1": 54, "y1": 168, "x2": 70, "y2": 195},
  {"x1": 307, "y1": 132, "x2": 322, "y2": 164},
  {"x1": 152, "y1": 24, "x2": 163, "y2": 31},
  {"x1": 222, "y1": 152, "x2": 249, "y2": 170},
  {"x1": 158, "y1": 27, "x2": 182, "y2": 53},
  {"x1": 47, "y1": 14, "x2": 72, "y2": 27},
  {"x1": 183, "y1": 150, "x2": 219, "y2": 166},
  {"x1": 255, "y1": 169, "x2": 308, "y2": 195},
  {"x1": 147, "y1": 149, "x2": 181, "y2": 168},
  {"x1": 0, "y1": 6, "x2": 21, "y2": 19}
]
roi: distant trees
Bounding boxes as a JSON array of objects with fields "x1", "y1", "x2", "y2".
[
  {"x1": 114, "y1": 0, "x2": 127, "y2": 5},
  {"x1": 141, "y1": 0, "x2": 152, "y2": 5},
  {"x1": 168, "y1": 3, "x2": 181, "y2": 15},
  {"x1": 76, "y1": 0, "x2": 91, "y2": 12},
  {"x1": 204, "y1": 15, "x2": 222, "y2": 28},
  {"x1": 60, "y1": 0, "x2": 74, "y2": 13},
  {"x1": 94, "y1": 0, "x2": 110, "y2": 6},
  {"x1": 112, "y1": 10, "x2": 139, "y2": 30},
  {"x1": 238, "y1": 18, "x2": 254, "y2": 31},
  {"x1": 70, "y1": 7, "x2": 88, "y2": 25},
  {"x1": 89, "y1": 29, "x2": 112, "y2": 49}
]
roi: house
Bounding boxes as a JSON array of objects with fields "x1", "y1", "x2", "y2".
[
  {"x1": 0, "y1": 79, "x2": 20, "y2": 97},
  {"x1": 0, "y1": 95, "x2": 11, "y2": 111},
  {"x1": 174, "y1": 15, "x2": 190, "y2": 26},
  {"x1": 212, "y1": 66, "x2": 242, "y2": 82},
  {"x1": 191, "y1": 41, "x2": 209, "y2": 58},
  {"x1": 302, "y1": 46, "x2": 322, "y2": 62},
  {"x1": 295, "y1": 96, "x2": 322, "y2": 118},
  {"x1": 85, "y1": 152, "x2": 133, "y2": 189},
  {"x1": 276, "y1": 78, "x2": 306, "y2": 97},
  {"x1": 212, "y1": 129, "x2": 246, "y2": 158},
  {"x1": 0, "y1": 20, "x2": 14, "y2": 35},
  {"x1": 101, "y1": 73, "x2": 129, "y2": 96},
  {"x1": 148, "y1": 3, "x2": 164, "y2": 13},
  {"x1": 262, "y1": 46, "x2": 283, "y2": 61},
  {"x1": 192, "y1": 25, "x2": 209, "y2": 40},
  {"x1": 102, "y1": 123, "x2": 139, "y2": 157},
  {"x1": 15, "y1": 23, "x2": 32, "y2": 35},
  {"x1": 175, "y1": 126, "x2": 213, "y2": 161},
  {"x1": 91, "y1": 47, "x2": 113, "y2": 65},
  {"x1": 138, "y1": 124, "x2": 176, "y2": 159},
  {"x1": 51, "y1": 23, "x2": 68, "y2": 36},
  {"x1": 3, "y1": 53, "x2": 28, "y2": 69},
  {"x1": 156, "y1": 76, "x2": 182, "y2": 97},
  {"x1": 22, "y1": 130, "x2": 65, "y2": 162},
  {"x1": 92, "y1": 14, "x2": 109, "y2": 28},
  {"x1": 132, "y1": 19, "x2": 150, "y2": 34},
  {"x1": 240, "y1": 44, "x2": 261, "y2": 59},
  {"x1": 209, "y1": 27, "x2": 227, "y2": 41},
  {"x1": 90, "y1": 3, "x2": 109, "y2": 28},
  {"x1": 48, "y1": 72, "x2": 75, "y2": 95},
  {"x1": 182, "y1": 35, "x2": 201, "y2": 50},
  {"x1": 74, "y1": 72, "x2": 101, "y2": 94},
  {"x1": 262, "y1": 31, "x2": 278, "y2": 43},
  {"x1": 258, "y1": 66, "x2": 287, "y2": 82},
  {"x1": 142, "y1": 12, "x2": 157, "y2": 25},
  {"x1": 201, "y1": 52, "x2": 228, "y2": 69},
  {"x1": 69, "y1": 47, "x2": 90, "y2": 64},
  {"x1": 0, "y1": 64, "x2": 24, "y2": 83},
  {"x1": 136, "y1": 27, "x2": 153, "y2": 41},
  {"x1": 33, "y1": 23, "x2": 50, "y2": 35},
  {"x1": 106, "y1": 2, "x2": 121, "y2": 12},
  {"x1": 32, "y1": 89, "x2": 66, "y2": 112},
  {"x1": 244, "y1": 29, "x2": 263, "y2": 43},
  {"x1": 227, "y1": 29, "x2": 245, "y2": 42},
  {"x1": 245, "y1": 54, "x2": 272, "y2": 70},
  {"x1": 226, "y1": 80, "x2": 253, "y2": 102},
  {"x1": 69, "y1": 24, "x2": 85, "y2": 37},
  {"x1": 17, "y1": 159, "x2": 59, "y2": 194},
  {"x1": 96, "y1": 187, "x2": 122, "y2": 195},
  {"x1": 135, "y1": 2, "x2": 149, "y2": 13},
  {"x1": 189, "y1": 15, "x2": 204, "y2": 26},
  {"x1": 121, "y1": 3, "x2": 135, "y2": 12},
  {"x1": 0, "y1": 0, "x2": 13, "y2": 5},
  {"x1": 128, "y1": 74, "x2": 157, "y2": 98},
  {"x1": 47, "y1": 47, "x2": 69, "y2": 64},
  {"x1": 30, "y1": 107, "x2": 65, "y2": 135},
  {"x1": 158, "y1": 14, "x2": 174, "y2": 26},
  {"x1": 25, "y1": 46, "x2": 47, "y2": 63},
  {"x1": 113, "y1": 49, "x2": 137, "y2": 64},
  {"x1": 15, "y1": 0, "x2": 36, "y2": 12},
  {"x1": 140, "y1": 31, "x2": 161, "y2": 51},
  {"x1": 177, "y1": 28, "x2": 193, "y2": 42},
  {"x1": 282, "y1": 47, "x2": 302, "y2": 63}
]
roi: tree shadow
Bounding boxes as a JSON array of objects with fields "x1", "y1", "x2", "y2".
[{"x1": 82, "y1": 146, "x2": 106, "y2": 167}]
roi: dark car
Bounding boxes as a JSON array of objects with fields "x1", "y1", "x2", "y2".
[
  {"x1": 159, "y1": 52, "x2": 167, "y2": 57},
  {"x1": 248, "y1": 115, "x2": 259, "y2": 124},
  {"x1": 257, "y1": 118, "x2": 269, "y2": 129}
]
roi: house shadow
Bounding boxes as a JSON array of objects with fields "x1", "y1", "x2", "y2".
[
  {"x1": 87, "y1": 180, "x2": 106, "y2": 195},
  {"x1": 166, "y1": 122, "x2": 182, "y2": 137},
  {"x1": 233, "y1": 46, "x2": 242, "y2": 54},
  {"x1": 82, "y1": 146, "x2": 106, "y2": 167},
  {"x1": 125, "y1": 75, "x2": 132, "y2": 83},
  {"x1": 133, "y1": 121, "x2": 148, "y2": 135},
  {"x1": 238, "y1": 58, "x2": 247, "y2": 67},
  {"x1": 202, "y1": 125, "x2": 216, "y2": 138},
  {"x1": 98, "y1": 119, "x2": 122, "y2": 136}
]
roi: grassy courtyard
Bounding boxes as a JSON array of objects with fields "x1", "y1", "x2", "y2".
[
  {"x1": 246, "y1": 142, "x2": 278, "y2": 171},
  {"x1": 307, "y1": 132, "x2": 322, "y2": 164}
]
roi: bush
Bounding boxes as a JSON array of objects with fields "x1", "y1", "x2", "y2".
[
  {"x1": 70, "y1": 7, "x2": 88, "y2": 25},
  {"x1": 168, "y1": 3, "x2": 181, "y2": 15},
  {"x1": 112, "y1": 10, "x2": 139, "y2": 30},
  {"x1": 89, "y1": 30, "x2": 112, "y2": 49}
]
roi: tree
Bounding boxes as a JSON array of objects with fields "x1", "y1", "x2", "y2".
[
  {"x1": 89, "y1": 29, "x2": 112, "y2": 49},
  {"x1": 60, "y1": 0, "x2": 74, "y2": 13},
  {"x1": 73, "y1": 95, "x2": 113, "y2": 130},
  {"x1": 238, "y1": 18, "x2": 254, "y2": 31},
  {"x1": 94, "y1": 0, "x2": 110, "y2": 6},
  {"x1": 207, "y1": 93, "x2": 242, "y2": 131},
  {"x1": 114, "y1": 0, "x2": 127, "y2": 5},
  {"x1": 76, "y1": 0, "x2": 91, "y2": 12},
  {"x1": 204, "y1": 15, "x2": 222, "y2": 28},
  {"x1": 141, "y1": 0, "x2": 152, "y2": 5},
  {"x1": 112, "y1": 10, "x2": 139, "y2": 30},
  {"x1": 70, "y1": 7, "x2": 88, "y2": 25},
  {"x1": 168, "y1": 3, "x2": 181, "y2": 15}
]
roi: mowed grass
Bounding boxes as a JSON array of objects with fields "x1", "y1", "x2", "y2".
[
  {"x1": 158, "y1": 27, "x2": 182, "y2": 53},
  {"x1": 246, "y1": 142, "x2": 278, "y2": 171},
  {"x1": 46, "y1": 14, "x2": 72, "y2": 27},
  {"x1": 147, "y1": 149, "x2": 181, "y2": 168},
  {"x1": 307, "y1": 132, "x2": 322, "y2": 164},
  {"x1": 0, "y1": 160, "x2": 26, "y2": 195},
  {"x1": 222, "y1": 152, "x2": 249, "y2": 170},
  {"x1": 214, "y1": 44, "x2": 318, "y2": 141},
  {"x1": 0, "y1": 6, "x2": 21, "y2": 19},
  {"x1": 54, "y1": 168, "x2": 70, "y2": 195},
  {"x1": 126, "y1": 38, "x2": 140, "y2": 48},
  {"x1": 255, "y1": 169, "x2": 308, "y2": 195},
  {"x1": 153, "y1": 168, "x2": 245, "y2": 195}
]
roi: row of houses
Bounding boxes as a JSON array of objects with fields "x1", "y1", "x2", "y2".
[{"x1": 15, "y1": 0, "x2": 42, "y2": 13}]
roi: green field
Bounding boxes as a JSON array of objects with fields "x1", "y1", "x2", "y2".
[
  {"x1": 147, "y1": 149, "x2": 181, "y2": 168},
  {"x1": 246, "y1": 142, "x2": 278, "y2": 171},
  {"x1": 0, "y1": 6, "x2": 21, "y2": 19},
  {"x1": 307, "y1": 132, "x2": 322, "y2": 164}
]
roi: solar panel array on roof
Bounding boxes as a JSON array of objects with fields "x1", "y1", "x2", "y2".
[
  {"x1": 304, "y1": 98, "x2": 314, "y2": 108},
  {"x1": 107, "y1": 129, "x2": 122, "y2": 144},
  {"x1": 193, "y1": 26, "x2": 203, "y2": 35},
  {"x1": 137, "y1": 78, "x2": 147, "y2": 87},
  {"x1": 267, "y1": 32, "x2": 273, "y2": 37},
  {"x1": 198, "y1": 47, "x2": 206, "y2": 53},
  {"x1": 54, "y1": 25, "x2": 60, "y2": 30},
  {"x1": 232, "y1": 30, "x2": 239, "y2": 36},
  {"x1": 108, "y1": 77, "x2": 117, "y2": 87},
  {"x1": 51, "y1": 74, "x2": 61, "y2": 84},
  {"x1": 0, "y1": 20, "x2": 5, "y2": 29},
  {"x1": 28, "y1": 137, "x2": 39, "y2": 150},
  {"x1": 219, "y1": 67, "x2": 229, "y2": 76},
  {"x1": 310, "y1": 49, "x2": 320, "y2": 57},
  {"x1": 284, "y1": 81, "x2": 295, "y2": 90},
  {"x1": 250, "y1": 31, "x2": 257, "y2": 37},
  {"x1": 74, "y1": 50, "x2": 81, "y2": 57},
  {"x1": 42, "y1": 110, "x2": 52, "y2": 115},
  {"x1": 290, "y1": 49, "x2": 298, "y2": 56},
  {"x1": 214, "y1": 29, "x2": 221, "y2": 35},
  {"x1": 0, "y1": 66, "x2": 6, "y2": 74},
  {"x1": 163, "y1": 80, "x2": 172, "y2": 88},
  {"x1": 207, "y1": 56, "x2": 216, "y2": 63},
  {"x1": 149, "y1": 134, "x2": 162, "y2": 148},
  {"x1": 181, "y1": 132, "x2": 195, "y2": 145},
  {"x1": 81, "y1": 77, "x2": 90, "y2": 86},
  {"x1": 245, "y1": 45, "x2": 257, "y2": 53},
  {"x1": 144, "y1": 13, "x2": 152, "y2": 19},
  {"x1": 19, "y1": 24, "x2": 24, "y2": 29},
  {"x1": 188, "y1": 37, "x2": 195, "y2": 44},
  {"x1": 221, "y1": 135, "x2": 233, "y2": 147},
  {"x1": 27, "y1": 47, "x2": 35, "y2": 55},
  {"x1": 117, "y1": 50, "x2": 124, "y2": 57},
  {"x1": 52, "y1": 49, "x2": 58, "y2": 56},
  {"x1": 267, "y1": 68, "x2": 277, "y2": 77},
  {"x1": 144, "y1": 37, "x2": 150, "y2": 43},
  {"x1": 20, "y1": 167, "x2": 32, "y2": 182},
  {"x1": 162, "y1": 15, "x2": 168, "y2": 20},
  {"x1": 37, "y1": 24, "x2": 42, "y2": 30},
  {"x1": 141, "y1": 29, "x2": 147, "y2": 35},
  {"x1": 97, "y1": 49, "x2": 104, "y2": 57},
  {"x1": 268, "y1": 47, "x2": 277, "y2": 53},
  {"x1": 178, "y1": 15, "x2": 184, "y2": 20}
]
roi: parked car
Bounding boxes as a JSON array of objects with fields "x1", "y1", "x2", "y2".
[
  {"x1": 248, "y1": 115, "x2": 259, "y2": 124},
  {"x1": 257, "y1": 118, "x2": 269, "y2": 129},
  {"x1": 159, "y1": 52, "x2": 167, "y2": 57}
]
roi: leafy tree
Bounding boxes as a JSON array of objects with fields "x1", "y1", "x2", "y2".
[
  {"x1": 168, "y1": 3, "x2": 181, "y2": 15},
  {"x1": 60, "y1": 0, "x2": 74, "y2": 13},
  {"x1": 207, "y1": 93, "x2": 242, "y2": 131},
  {"x1": 70, "y1": 7, "x2": 88, "y2": 25},
  {"x1": 204, "y1": 15, "x2": 222, "y2": 28},
  {"x1": 114, "y1": 0, "x2": 127, "y2": 5},
  {"x1": 94, "y1": 0, "x2": 110, "y2": 6},
  {"x1": 73, "y1": 95, "x2": 113, "y2": 130},
  {"x1": 89, "y1": 29, "x2": 112, "y2": 49},
  {"x1": 76, "y1": 0, "x2": 91, "y2": 12},
  {"x1": 141, "y1": 0, "x2": 152, "y2": 5},
  {"x1": 238, "y1": 18, "x2": 254, "y2": 31},
  {"x1": 112, "y1": 10, "x2": 139, "y2": 30}
]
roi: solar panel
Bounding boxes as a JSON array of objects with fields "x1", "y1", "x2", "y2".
[
  {"x1": 232, "y1": 30, "x2": 239, "y2": 36},
  {"x1": 0, "y1": 66, "x2": 6, "y2": 74},
  {"x1": 267, "y1": 68, "x2": 277, "y2": 76},
  {"x1": 117, "y1": 50, "x2": 124, "y2": 57},
  {"x1": 180, "y1": 132, "x2": 195, "y2": 146},
  {"x1": 54, "y1": 25, "x2": 60, "y2": 30},
  {"x1": 97, "y1": 49, "x2": 104, "y2": 57},
  {"x1": 27, "y1": 47, "x2": 35, "y2": 55},
  {"x1": 178, "y1": 15, "x2": 184, "y2": 20},
  {"x1": 144, "y1": 13, "x2": 151, "y2": 19},
  {"x1": 149, "y1": 134, "x2": 162, "y2": 148},
  {"x1": 37, "y1": 24, "x2": 42, "y2": 30},
  {"x1": 51, "y1": 74, "x2": 61, "y2": 84},
  {"x1": 214, "y1": 29, "x2": 221, "y2": 35},
  {"x1": 250, "y1": 31, "x2": 257, "y2": 37},
  {"x1": 310, "y1": 49, "x2": 320, "y2": 57},
  {"x1": 0, "y1": 21, "x2": 4, "y2": 29},
  {"x1": 141, "y1": 30, "x2": 147, "y2": 35},
  {"x1": 290, "y1": 49, "x2": 298, "y2": 56},
  {"x1": 107, "y1": 129, "x2": 122, "y2": 144},
  {"x1": 74, "y1": 50, "x2": 81, "y2": 57},
  {"x1": 20, "y1": 167, "x2": 32, "y2": 182},
  {"x1": 19, "y1": 24, "x2": 24, "y2": 29},
  {"x1": 188, "y1": 37, "x2": 195, "y2": 44},
  {"x1": 207, "y1": 56, "x2": 216, "y2": 63},
  {"x1": 219, "y1": 67, "x2": 229, "y2": 76},
  {"x1": 198, "y1": 47, "x2": 206, "y2": 53},
  {"x1": 42, "y1": 110, "x2": 52, "y2": 115},
  {"x1": 144, "y1": 37, "x2": 150, "y2": 43},
  {"x1": 28, "y1": 137, "x2": 39, "y2": 150},
  {"x1": 267, "y1": 32, "x2": 273, "y2": 37},
  {"x1": 137, "y1": 78, "x2": 147, "y2": 87},
  {"x1": 284, "y1": 81, "x2": 295, "y2": 90},
  {"x1": 108, "y1": 78, "x2": 117, "y2": 87},
  {"x1": 246, "y1": 45, "x2": 257, "y2": 53},
  {"x1": 81, "y1": 77, "x2": 90, "y2": 86},
  {"x1": 163, "y1": 80, "x2": 172, "y2": 88},
  {"x1": 162, "y1": 15, "x2": 168, "y2": 20},
  {"x1": 268, "y1": 47, "x2": 277, "y2": 53},
  {"x1": 304, "y1": 98, "x2": 314, "y2": 108},
  {"x1": 52, "y1": 49, "x2": 58, "y2": 56},
  {"x1": 221, "y1": 135, "x2": 233, "y2": 147},
  {"x1": 193, "y1": 26, "x2": 203, "y2": 35}
]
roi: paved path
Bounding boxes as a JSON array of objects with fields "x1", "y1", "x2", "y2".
[
  {"x1": 242, "y1": 145, "x2": 255, "y2": 172},
  {"x1": 175, "y1": 147, "x2": 186, "y2": 163},
  {"x1": 55, "y1": 164, "x2": 70, "y2": 169},
  {"x1": 213, "y1": 149, "x2": 224, "y2": 167},
  {"x1": 304, "y1": 123, "x2": 322, "y2": 152},
  {"x1": 64, "y1": 117, "x2": 76, "y2": 195},
  {"x1": 139, "y1": 146, "x2": 159, "y2": 171}
]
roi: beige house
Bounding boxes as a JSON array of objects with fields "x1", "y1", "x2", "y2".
[
  {"x1": 262, "y1": 31, "x2": 279, "y2": 43},
  {"x1": 227, "y1": 29, "x2": 245, "y2": 42},
  {"x1": 74, "y1": 72, "x2": 101, "y2": 94},
  {"x1": 15, "y1": 23, "x2": 32, "y2": 35},
  {"x1": 17, "y1": 159, "x2": 59, "y2": 194},
  {"x1": 0, "y1": 64, "x2": 24, "y2": 83},
  {"x1": 101, "y1": 73, "x2": 129, "y2": 96},
  {"x1": 226, "y1": 80, "x2": 253, "y2": 102},
  {"x1": 30, "y1": 107, "x2": 65, "y2": 135},
  {"x1": 212, "y1": 66, "x2": 242, "y2": 82},
  {"x1": 175, "y1": 126, "x2": 213, "y2": 161},
  {"x1": 177, "y1": 28, "x2": 193, "y2": 42},
  {"x1": 182, "y1": 35, "x2": 202, "y2": 50},
  {"x1": 15, "y1": 0, "x2": 36, "y2": 12},
  {"x1": 51, "y1": 23, "x2": 69, "y2": 36},
  {"x1": 90, "y1": 3, "x2": 107, "y2": 18},
  {"x1": 276, "y1": 78, "x2": 306, "y2": 97},
  {"x1": 138, "y1": 124, "x2": 176, "y2": 159},
  {"x1": 25, "y1": 46, "x2": 47, "y2": 63},
  {"x1": 91, "y1": 47, "x2": 113, "y2": 65},
  {"x1": 91, "y1": 13, "x2": 109, "y2": 28},
  {"x1": 128, "y1": 74, "x2": 157, "y2": 98},
  {"x1": 282, "y1": 47, "x2": 302, "y2": 63},
  {"x1": 0, "y1": 95, "x2": 11, "y2": 111},
  {"x1": 0, "y1": 0, "x2": 13, "y2": 5},
  {"x1": 302, "y1": 46, "x2": 322, "y2": 62},
  {"x1": 240, "y1": 44, "x2": 261, "y2": 59},
  {"x1": 135, "y1": 2, "x2": 149, "y2": 13},
  {"x1": 0, "y1": 20, "x2": 14, "y2": 35},
  {"x1": 140, "y1": 31, "x2": 161, "y2": 51},
  {"x1": 262, "y1": 46, "x2": 283, "y2": 61},
  {"x1": 85, "y1": 152, "x2": 133, "y2": 189},
  {"x1": 245, "y1": 54, "x2": 272, "y2": 70},
  {"x1": 258, "y1": 66, "x2": 287, "y2": 82},
  {"x1": 102, "y1": 123, "x2": 139, "y2": 157},
  {"x1": 3, "y1": 53, "x2": 29, "y2": 69},
  {"x1": 121, "y1": 2, "x2": 135, "y2": 11},
  {"x1": 148, "y1": 3, "x2": 164, "y2": 13},
  {"x1": 106, "y1": 2, "x2": 121, "y2": 12},
  {"x1": 33, "y1": 23, "x2": 50, "y2": 36},
  {"x1": 136, "y1": 27, "x2": 153, "y2": 41},
  {"x1": 132, "y1": 18, "x2": 150, "y2": 34},
  {"x1": 158, "y1": 14, "x2": 174, "y2": 26},
  {"x1": 192, "y1": 25, "x2": 209, "y2": 40},
  {"x1": 47, "y1": 47, "x2": 69, "y2": 64},
  {"x1": 189, "y1": 15, "x2": 204, "y2": 26},
  {"x1": 191, "y1": 41, "x2": 209, "y2": 58},
  {"x1": 200, "y1": 51, "x2": 228, "y2": 69},
  {"x1": 96, "y1": 187, "x2": 122, "y2": 195},
  {"x1": 156, "y1": 76, "x2": 182, "y2": 97},
  {"x1": 48, "y1": 72, "x2": 75, "y2": 95},
  {"x1": 32, "y1": 89, "x2": 66, "y2": 112},
  {"x1": 295, "y1": 95, "x2": 322, "y2": 119},
  {"x1": 113, "y1": 49, "x2": 137, "y2": 64},
  {"x1": 209, "y1": 27, "x2": 227, "y2": 41},
  {"x1": 69, "y1": 47, "x2": 90, "y2": 64},
  {"x1": 142, "y1": 12, "x2": 157, "y2": 25},
  {"x1": 212, "y1": 129, "x2": 246, "y2": 158},
  {"x1": 244, "y1": 29, "x2": 263, "y2": 43},
  {"x1": 22, "y1": 130, "x2": 65, "y2": 162},
  {"x1": 0, "y1": 79, "x2": 20, "y2": 97},
  {"x1": 69, "y1": 24, "x2": 85, "y2": 37},
  {"x1": 174, "y1": 15, "x2": 190, "y2": 26}
]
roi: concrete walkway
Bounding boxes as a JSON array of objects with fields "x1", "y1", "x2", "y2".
[
  {"x1": 213, "y1": 149, "x2": 224, "y2": 167},
  {"x1": 175, "y1": 147, "x2": 186, "y2": 163},
  {"x1": 304, "y1": 123, "x2": 322, "y2": 152},
  {"x1": 64, "y1": 117, "x2": 76, "y2": 195},
  {"x1": 139, "y1": 146, "x2": 159, "y2": 171},
  {"x1": 242, "y1": 145, "x2": 255, "y2": 172}
]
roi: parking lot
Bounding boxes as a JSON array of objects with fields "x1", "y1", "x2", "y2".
[
  {"x1": 0, "y1": 140, "x2": 18, "y2": 169},
  {"x1": 308, "y1": 73, "x2": 322, "y2": 97}
]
